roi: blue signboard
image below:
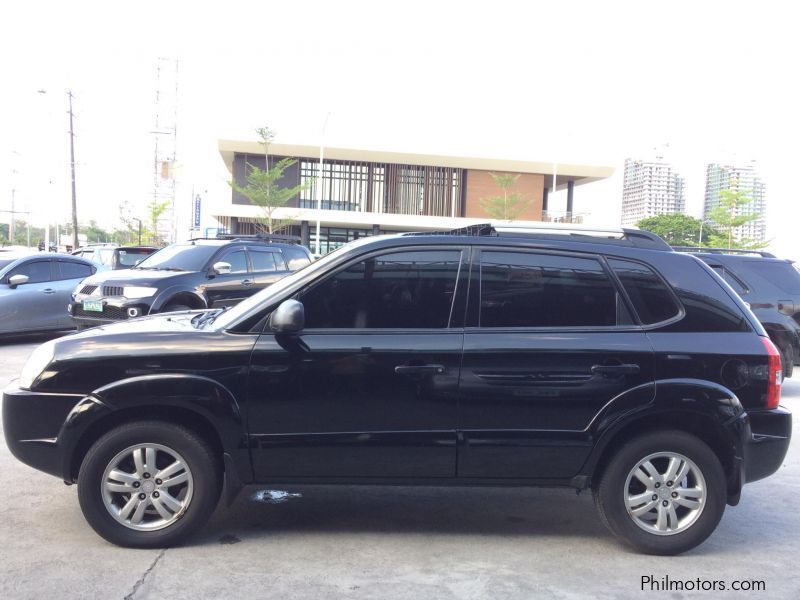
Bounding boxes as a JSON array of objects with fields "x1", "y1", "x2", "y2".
[{"x1": 193, "y1": 194, "x2": 201, "y2": 228}]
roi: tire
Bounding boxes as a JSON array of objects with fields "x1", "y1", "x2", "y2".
[
  {"x1": 593, "y1": 430, "x2": 726, "y2": 555},
  {"x1": 78, "y1": 421, "x2": 221, "y2": 548},
  {"x1": 779, "y1": 343, "x2": 794, "y2": 378}
]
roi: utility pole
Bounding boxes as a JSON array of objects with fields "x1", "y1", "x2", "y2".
[{"x1": 68, "y1": 90, "x2": 79, "y2": 251}]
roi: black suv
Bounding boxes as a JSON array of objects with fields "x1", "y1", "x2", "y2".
[
  {"x1": 68, "y1": 235, "x2": 313, "y2": 327},
  {"x1": 3, "y1": 225, "x2": 790, "y2": 555},
  {"x1": 675, "y1": 247, "x2": 800, "y2": 378}
]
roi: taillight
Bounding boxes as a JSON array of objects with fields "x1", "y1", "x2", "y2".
[{"x1": 761, "y1": 337, "x2": 782, "y2": 409}]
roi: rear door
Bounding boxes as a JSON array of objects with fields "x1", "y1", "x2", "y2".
[
  {"x1": 458, "y1": 249, "x2": 656, "y2": 480},
  {"x1": 248, "y1": 247, "x2": 290, "y2": 294}
]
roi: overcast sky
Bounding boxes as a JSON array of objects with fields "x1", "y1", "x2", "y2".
[{"x1": 1, "y1": 0, "x2": 798, "y2": 258}]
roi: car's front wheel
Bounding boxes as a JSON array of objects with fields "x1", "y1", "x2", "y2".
[
  {"x1": 78, "y1": 421, "x2": 221, "y2": 548},
  {"x1": 594, "y1": 430, "x2": 726, "y2": 555}
]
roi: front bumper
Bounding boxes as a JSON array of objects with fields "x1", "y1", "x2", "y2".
[
  {"x1": 2, "y1": 384, "x2": 87, "y2": 480},
  {"x1": 68, "y1": 297, "x2": 151, "y2": 326},
  {"x1": 742, "y1": 406, "x2": 792, "y2": 483}
]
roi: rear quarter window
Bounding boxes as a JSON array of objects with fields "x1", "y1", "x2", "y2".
[{"x1": 608, "y1": 259, "x2": 681, "y2": 325}]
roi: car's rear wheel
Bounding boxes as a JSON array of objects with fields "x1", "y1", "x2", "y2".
[
  {"x1": 78, "y1": 421, "x2": 221, "y2": 548},
  {"x1": 594, "y1": 430, "x2": 726, "y2": 555}
]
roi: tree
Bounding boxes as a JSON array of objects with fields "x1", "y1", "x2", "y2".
[
  {"x1": 230, "y1": 126, "x2": 310, "y2": 233},
  {"x1": 706, "y1": 186, "x2": 766, "y2": 249},
  {"x1": 636, "y1": 214, "x2": 719, "y2": 247},
  {"x1": 479, "y1": 173, "x2": 530, "y2": 221}
]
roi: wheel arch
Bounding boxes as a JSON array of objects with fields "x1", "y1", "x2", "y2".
[
  {"x1": 59, "y1": 374, "x2": 251, "y2": 485},
  {"x1": 583, "y1": 379, "x2": 748, "y2": 505}
]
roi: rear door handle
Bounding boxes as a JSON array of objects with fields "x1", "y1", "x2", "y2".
[
  {"x1": 241, "y1": 279, "x2": 254, "y2": 287},
  {"x1": 395, "y1": 364, "x2": 446, "y2": 375},
  {"x1": 42, "y1": 288, "x2": 56, "y2": 295},
  {"x1": 591, "y1": 364, "x2": 640, "y2": 375}
]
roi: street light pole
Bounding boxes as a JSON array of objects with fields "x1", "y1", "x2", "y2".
[
  {"x1": 67, "y1": 90, "x2": 79, "y2": 251},
  {"x1": 133, "y1": 218, "x2": 142, "y2": 245},
  {"x1": 315, "y1": 112, "x2": 331, "y2": 255}
]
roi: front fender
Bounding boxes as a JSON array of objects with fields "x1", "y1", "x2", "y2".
[
  {"x1": 150, "y1": 285, "x2": 207, "y2": 312},
  {"x1": 57, "y1": 373, "x2": 248, "y2": 482}
]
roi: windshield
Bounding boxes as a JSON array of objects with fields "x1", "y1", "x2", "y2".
[
  {"x1": 0, "y1": 258, "x2": 17, "y2": 273},
  {"x1": 134, "y1": 243, "x2": 219, "y2": 272},
  {"x1": 118, "y1": 248, "x2": 157, "y2": 267},
  {"x1": 212, "y1": 241, "x2": 357, "y2": 330}
]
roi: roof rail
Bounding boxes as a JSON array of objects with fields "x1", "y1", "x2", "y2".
[
  {"x1": 672, "y1": 246, "x2": 776, "y2": 258},
  {"x1": 201, "y1": 233, "x2": 302, "y2": 245},
  {"x1": 406, "y1": 222, "x2": 672, "y2": 250}
]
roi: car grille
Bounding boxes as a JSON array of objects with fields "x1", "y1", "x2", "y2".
[
  {"x1": 80, "y1": 285, "x2": 98, "y2": 295},
  {"x1": 103, "y1": 285, "x2": 124, "y2": 297},
  {"x1": 73, "y1": 305, "x2": 129, "y2": 320}
]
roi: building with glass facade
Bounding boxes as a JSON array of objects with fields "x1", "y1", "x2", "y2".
[
  {"x1": 703, "y1": 163, "x2": 766, "y2": 244},
  {"x1": 217, "y1": 141, "x2": 614, "y2": 254}
]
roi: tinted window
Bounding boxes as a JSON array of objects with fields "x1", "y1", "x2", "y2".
[
  {"x1": 222, "y1": 249, "x2": 248, "y2": 273},
  {"x1": 710, "y1": 266, "x2": 748, "y2": 295},
  {"x1": 250, "y1": 249, "x2": 279, "y2": 272},
  {"x1": 749, "y1": 261, "x2": 800, "y2": 294},
  {"x1": 480, "y1": 251, "x2": 617, "y2": 327},
  {"x1": 94, "y1": 249, "x2": 114, "y2": 267},
  {"x1": 135, "y1": 243, "x2": 219, "y2": 271},
  {"x1": 302, "y1": 250, "x2": 461, "y2": 329},
  {"x1": 117, "y1": 248, "x2": 155, "y2": 267},
  {"x1": 609, "y1": 259, "x2": 681, "y2": 324},
  {"x1": 282, "y1": 246, "x2": 312, "y2": 270},
  {"x1": 8, "y1": 260, "x2": 51, "y2": 284},
  {"x1": 56, "y1": 261, "x2": 93, "y2": 281}
]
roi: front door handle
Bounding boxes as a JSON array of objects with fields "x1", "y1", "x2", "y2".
[
  {"x1": 591, "y1": 363, "x2": 640, "y2": 375},
  {"x1": 395, "y1": 364, "x2": 446, "y2": 375},
  {"x1": 42, "y1": 288, "x2": 56, "y2": 295},
  {"x1": 241, "y1": 279, "x2": 254, "y2": 287}
]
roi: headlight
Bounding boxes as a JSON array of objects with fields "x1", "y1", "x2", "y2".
[
  {"x1": 123, "y1": 286, "x2": 158, "y2": 299},
  {"x1": 19, "y1": 340, "x2": 56, "y2": 390}
]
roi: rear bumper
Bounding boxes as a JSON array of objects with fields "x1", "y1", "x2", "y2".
[{"x1": 742, "y1": 406, "x2": 792, "y2": 484}]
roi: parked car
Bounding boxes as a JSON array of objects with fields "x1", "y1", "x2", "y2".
[
  {"x1": 0, "y1": 252, "x2": 97, "y2": 337},
  {"x1": 674, "y1": 247, "x2": 800, "y2": 378},
  {"x1": 72, "y1": 244, "x2": 159, "y2": 270},
  {"x1": 3, "y1": 224, "x2": 790, "y2": 554},
  {"x1": 68, "y1": 234, "x2": 313, "y2": 328}
]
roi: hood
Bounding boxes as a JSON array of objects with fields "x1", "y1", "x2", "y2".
[
  {"x1": 80, "y1": 268, "x2": 192, "y2": 287},
  {"x1": 68, "y1": 310, "x2": 205, "y2": 339}
]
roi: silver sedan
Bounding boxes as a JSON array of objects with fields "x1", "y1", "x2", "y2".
[{"x1": 0, "y1": 252, "x2": 98, "y2": 337}]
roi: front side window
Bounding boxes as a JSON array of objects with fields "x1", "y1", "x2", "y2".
[
  {"x1": 302, "y1": 250, "x2": 462, "y2": 329},
  {"x1": 480, "y1": 251, "x2": 617, "y2": 328},
  {"x1": 7, "y1": 260, "x2": 52, "y2": 284},
  {"x1": 221, "y1": 249, "x2": 248, "y2": 274}
]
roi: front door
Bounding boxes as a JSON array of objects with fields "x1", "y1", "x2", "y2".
[
  {"x1": 247, "y1": 247, "x2": 467, "y2": 479},
  {"x1": 458, "y1": 249, "x2": 655, "y2": 479},
  {"x1": 203, "y1": 248, "x2": 251, "y2": 308}
]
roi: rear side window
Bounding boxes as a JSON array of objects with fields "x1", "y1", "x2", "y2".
[
  {"x1": 748, "y1": 261, "x2": 800, "y2": 294},
  {"x1": 250, "y1": 249, "x2": 280, "y2": 272},
  {"x1": 479, "y1": 251, "x2": 617, "y2": 327},
  {"x1": 709, "y1": 265, "x2": 748, "y2": 295},
  {"x1": 56, "y1": 261, "x2": 94, "y2": 281},
  {"x1": 609, "y1": 259, "x2": 681, "y2": 325},
  {"x1": 282, "y1": 246, "x2": 312, "y2": 270}
]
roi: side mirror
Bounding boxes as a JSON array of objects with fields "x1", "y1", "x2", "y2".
[
  {"x1": 8, "y1": 274, "x2": 29, "y2": 289},
  {"x1": 211, "y1": 261, "x2": 231, "y2": 276},
  {"x1": 271, "y1": 299, "x2": 305, "y2": 333}
]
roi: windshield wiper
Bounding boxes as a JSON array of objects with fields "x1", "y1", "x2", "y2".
[{"x1": 191, "y1": 306, "x2": 228, "y2": 328}]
